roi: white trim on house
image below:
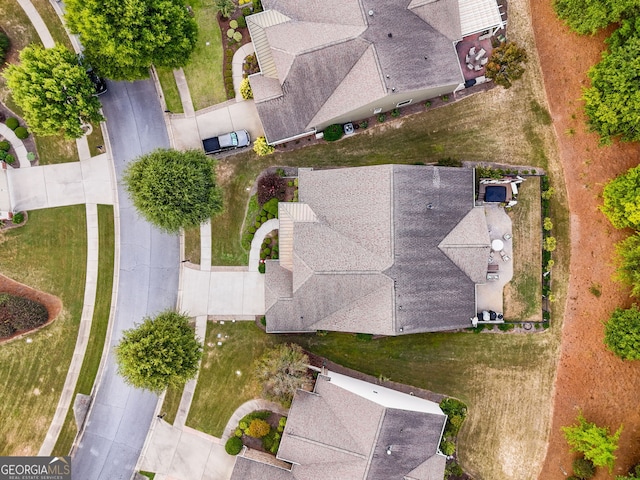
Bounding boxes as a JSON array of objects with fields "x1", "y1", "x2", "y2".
[
  {"x1": 325, "y1": 371, "x2": 445, "y2": 416},
  {"x1": 396, "y1": 99, "x2": 413, "y2": 108},
  {"x1": 267, "y1": 128, "x2": 317, "y2": 146}
]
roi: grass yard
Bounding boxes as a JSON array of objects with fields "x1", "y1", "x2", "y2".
[
  {"x1": 86, "y1": 121, "x2": 106, "y2": 157},
  {"x1": 156, "y1": 68, "x2": 184, "y2": 114},
  {"x1": 0, "y1": 206, "x2": 87, "y2": 455},
  {"x1": 53, "y1": 205, "x2": 114, "y2": 455},
  {"x1": 28, "y1": 0, "x2": 74, "y2": 51},
  {"x1": 34, "y1": 134, "x2": 80, "y2": 164},
  {"x1": 183, "y1": 0, "x2": 226, "y2": 110},
  {"x1": 504, "y1": 178, "x2": 543, "y2": 320},
  {"x1": 184, "y1": 226, "x2": 201, "y2": 265},
  {"x1": 160, "y1": 383, "x2": 185, "y2": 426},
  {"x1": 187, "y1": 321, "x2": 284, "y2": 437}
]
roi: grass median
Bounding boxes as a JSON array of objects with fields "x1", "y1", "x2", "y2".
[
  {"x1": 0, "y1": 206, "x2": 87, "y2": 455},
  {"x1": 53, "y1": 205, "x2": 115, "y2": 455}
]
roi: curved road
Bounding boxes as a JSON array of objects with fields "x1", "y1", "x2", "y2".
[{"x1": 72, "y1": 79, "x2": 180, "y2": 480}]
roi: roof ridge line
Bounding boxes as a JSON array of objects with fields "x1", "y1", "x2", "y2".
[
  {"x1": 283, "y1": 433, "x2": 367, "y2": 460},
  {"x1": 362, "y1": 408, "x2": 388, "y2": 479}
]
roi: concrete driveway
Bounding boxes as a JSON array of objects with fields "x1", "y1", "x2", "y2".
[
  {"x1": 180, "y1": 267, "x2": 265, "y2": 318},
  {"x1": 170, "y1": 101, "x2": 264, "y2": 152},
  {"x1": 8, "y1": 155, "x2": 113, "y2": 210}
]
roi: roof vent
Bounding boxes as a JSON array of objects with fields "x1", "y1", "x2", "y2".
[
  {"x1": 368, "y1": 9, "x2": 374, "y2": 16},
  {"x1": 386, "y1": 446, "x2": 392, "y2": 455},
  {"x1": 388, "y1": 33, "x2": 393, "y2": 38},
  {"x1": 427, "y1": 203, "x2": 434, "y2": 209}
]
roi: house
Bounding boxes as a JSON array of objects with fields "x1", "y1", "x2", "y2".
[
  {"x1": 230, "y1": 370, "x2": 448, "y2": 480},
  {"x1": 264, "y1": 165, "x2": 491, "y2": 336},
  {"x1": 246, "y1": 0, "x2": 504, "y2": 145}
]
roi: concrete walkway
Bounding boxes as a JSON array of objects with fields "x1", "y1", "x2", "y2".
[
  {"x1": 39, "y1": 203, "x2": 100, "y2": 455},
  {"x1": 0, "y1": 123, "x2": 30, "y2": 168},
  {"x1": 17, "y1": 0, "x2": 55, "y2": 48},
  {"x1": 7, "y1": 154, "x2": 114, "y2": 210},
  {"x1": 248, "y1": 219, "x2": 279, "y2": 272},
  {"x1": 174, "y1": 69, "x2": 196, "y2": 118},
  {"x1": 232, "y1": 43, "x2": 255, "y2": 102}
]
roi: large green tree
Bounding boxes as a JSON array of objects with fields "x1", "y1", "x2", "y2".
[
  {"x1": 64, "y1": 0, "x2": 197, "y2": 80},
  {"x1": 604, "y1": 305, "x2": 640, "y2": 360},
  {"x1": 553, "y1": 0, "x2": 639, "y2": 35},
  {"x1": 601, "y1": 164, "x2": 640, "y2": 230},
  {"x1": 583, "y1": 18, "x2": 640, "y2": 145},
  {"x1": 484, "y1": 42, "x2": 528, "y2": 89},
  {"x1": 562, "y1": 412, "x2": 623, "y2": 472},
  {"x1": 115, "y1": 311, "x2": 202, "y2": 392},
  {"x1": 3, "y1": 44, "x2": 103, "y2": 139},
  {"x1": 123, "y1": 149, "x2": 223, "y2": 233},
  {"x1": 614, "y1": 234, "x2": 640, "y2": 297},
  {"x1": 255, "y1": 344, "x2": 312, "y2": 407}
]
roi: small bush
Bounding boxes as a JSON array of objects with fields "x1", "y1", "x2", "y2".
[
  {"x1": 377, "y1": 113, "x2": 386, "y2": 122},
  {"x1": 391, "y1": 108, "x2": 400, "y2": 117},
  {"x1": 260, "y1": 316, "x2": 266, "y2": 326},
  {"x1": 252, "y1": 0, "x2": 263, "y2": 13},
  {"x1": 227, "y1": 28, "x2": 235, "y2": 39},
  {"x1": 425, "y1": 100, "x2": 432, "y2": 108},
  {"x1": 0, "y1": 141, "x2": 9, "y2": 151},
  {"x1": 248, "y1": 226, "x2": 256, "y2": 234},
  {"x1": 263, "y1": 237, "x2": 272, "y2": 245},
  {"x1": 356, "y1": 333, "x2": 373, "y2": 341},
  {"x1": 229, "y1": 19, "x2": 238, "y2": 29},
  {"x1": 572, "y1": 457, "x2": 595, "y2": 479},
  {"x1": 242, "y1": 7, "x2": 252, "y2": 16},
  {"x1": 440, "y1": 440, "x2": 455, "y2": 456},
  {"x1": 253, "y1": 136, "x2": 275, "y2": 156},
  {"x1": 234, "y1": 428, "x2": 242, "y2": 437},
  {"x1": 261, "y1": 216, "x2": 267, "y2": 223},
  {"x1": 6, "y1": 117, "x2": 19, "y2": 130},
  {"x1": 258, "y1": 262, "x2": 266, "y2": 274},
  {"x1": 442, "y1": 95, "x2": 450, "y2": 102},
  {"x1": 233, "y1": 31, "x2": 243, "y2": 42},
  {"x1": 4, "y1": 154, "x2": 15, "y2": 165},
  {"x1": 263, "y1": 247, "x2": 271, "y2": 256},
  {"x1": 543, "y1": 217, "x2": 553, "y2": 231},
  {"x1": 255, "y1": 221, "x2": 262, "y2": 229},
  {"x1": 240, "y1": 78, "x2": 253, "y2": 100},
  {"x1": 247, "y1": 418, "x2": 271, "y2": 438},
  {"x1": 359, "y1": 120, "x2": 368, "y2": 129},
  {"x1": 543, "y1": 236, "x2": 557, "y2": 252},
  {"x1": 541, "y1": 186, "x2": 555, "y2": 200},
  {"x1": 263, "y1": 197, "x2": 279, "y2": 216},
  {"x1": 277, "y1": 416, "x2": 287, "y2": 432},
  {"x1": 27, "y1": 152, "x2": 35, "y2": 161},
  {"x1": 225, "y1": 436, "x2": 243, "y2": 455},
  {"x1": 323, "y1": 124, "x2": 343, "y2": 142},
  {"x1": 14, "y1": 127, "x2": 29, "y2": 139},
  {"x1": 12, "y1": 212, "x2": 24, "y2": 224},
  {"x1": 237, "y1": 16, "x2": 247, "y2": 28}
]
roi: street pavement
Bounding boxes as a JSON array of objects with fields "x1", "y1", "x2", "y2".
[{"x1": 71, "y1": 79, "x2": 180, "y2": 480}]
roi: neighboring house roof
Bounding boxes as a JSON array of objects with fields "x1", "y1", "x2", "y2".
[
  {"x1": 247, "y1": 0, "x2": 465, "y2": 144},
  {"x1": 265, "y1": 165, "x2": 490, "y2": 335},
  {"x1": 230, "y1": 371, "x2": 447, "y2": 480}
]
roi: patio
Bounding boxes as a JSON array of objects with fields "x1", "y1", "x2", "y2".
[
  {"x1": 456, "y1": 32, "x2": 496, "y2": 82},
  {"x1": 476, "y1": 204, "x2": 513, "y2": 316}
]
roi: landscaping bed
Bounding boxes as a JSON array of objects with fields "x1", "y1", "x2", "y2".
[{"x1": 226, "y1": 410, "x2": 287, "y2": 456}]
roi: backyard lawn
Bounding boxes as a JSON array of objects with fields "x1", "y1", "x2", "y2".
[
  {"x1": 53, "y1": 205, "x2": 115, "y2": 455},
  {"x1": 183, "y1": 0, "x2": 226, "y2": 110},
  {"x1": 0, "y1": 206, "x2": 87, "y2": 455}
]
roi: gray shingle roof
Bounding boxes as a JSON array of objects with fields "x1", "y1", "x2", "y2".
[
  {"x1": 250, "y1": 0, "x2": 464, "y2": 143},
  {"x1": 266, "y1": 165, "x2": 489, "y2": 335},
  {"x1": 230, "y1": 373, "x2": 447, "y2": 480}
]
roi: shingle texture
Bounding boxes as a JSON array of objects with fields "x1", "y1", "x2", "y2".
[
  {"x1": 230, "y1": 373, "x2": 447, "y2": 480},
  {"x1": 266, "y1": 165, "x2": 489, "y2": 335},
  {"x1": 249, "y1": 0, "x2": 464, "y2": 143}
]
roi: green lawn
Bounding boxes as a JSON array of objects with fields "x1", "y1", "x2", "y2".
[
  {"x1": 28, "y1": 0, "x2": 74, "y2": 51},
  {"x1": 183, "y1": 0, "x2": 226, "y2": 110},
  {"x1": 156, "y1": 67, "x2": 184, "y2": 114},
  {"x1": 504, "y1": 178, "x2": 543, "y2": 320},
  {"x1": 160, "y1": 383, "x2": 185, "y2": 426},
  {"x1": 34, "y1": 134, "x2": 80, "y2": 164},
  {"x1": 187, "y1": 322, "x2": 284, "y2": 437},
  {"x1": 0, "y1": 206, "x2": 87, "y2": 455},
  {"x1": 86, "y1": 121, "x2": 106, "y2": 157},
  {"x1": 53, "y1": 205, "x2": 115, "y2": 455},
  {"x1": 184, "y1": 226, "x2": 201, "y2": 265}
]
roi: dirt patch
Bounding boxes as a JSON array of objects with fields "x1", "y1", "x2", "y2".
[
  {"x1": 0, "y1": 273, "x2": 63, "y2": 344},
  {"x1": 531, "y1": 2, "x2": 640, "y2": 479}
]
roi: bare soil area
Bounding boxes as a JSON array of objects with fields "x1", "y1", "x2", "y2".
[{"x1": 531, "y1": 2, "x2": 640, "y2": 478}]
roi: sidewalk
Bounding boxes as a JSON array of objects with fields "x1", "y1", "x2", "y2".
[
  {"x1": 248, "y1": 219, "x2": 278, "y2": 272},
  {"x1": 17, "y1": 0, "x2": 54, "y2": 48},
  {"x1": 232, "y1": 43, "x2": 255, "y2": 102},
  {"x1": 0, "y1": 123, "x2": 30, "y2": 168}
]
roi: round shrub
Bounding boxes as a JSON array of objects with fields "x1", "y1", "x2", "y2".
[
  {"x1": 234, "y1": 428, "x2": 243, "y2": 437},
  {"x1": 233, "y1": 31, "x2": 243, "y2": 42},
  {"x1": 261, "y1": 216, "x2": 267, "y2": 222},
  {"x1": 237, "y1": 16, "x2": 247, "y2": 28},
  {"x1": 229, "y1": 19, "x2": 238, "y2": 29},
  {"x1": 14, "y1": 126, "x2": 29, "y2": 139},
  {"x1": 255, "y1": 221, "x2": 262, "y2": 229},
  {"x1": 227, "y1": 28, "x2": 235, "y2": 39},
  {"x1": 5, "y1": 154, "x2": 15, "y2": 165},
  {"x1": 258, "y1": 262, "x2": 266, "y2": 274},
  {"x1": 263, "y1": 237, "x2": 272, "y2": 245},
  {"x1": 263, "y1": 248, "x2": 271, "y2": 256},
  {"x1": 0, "y1": 140, "x2": 10, "y2": 151},
  {"x1": 440, "y1": 440, "x2": 455, "y2": 456},
  {"x1": 225, "y1": 436, "x2": 243, "y2": 455},
  {"x1": 247, "y1": 418, "x2": 271, "y2": 438},
  {"x1": 6, "y1": 117, "x2": 19, "y2": 130},
  {"x1": 248, "y1": 226, "x2": 256, "y2": 234},
  {"x1": 572, "y1": 458, "x2": 595, "y2": 479},
  {"x1": 323, "y1": 124, "x2": 343, "y2": 142},
  {"x1": 253, "y1": 136, "x2": 275, "y2": 156},
  {"x1": 267, "y1": 213, "x2": 274, "y2": 219},
  {"x1": 27, "y1": 152, "x2": 35, "y2": 161},
  {"x1": 12, "y1": 212, "x2": 24, "y2": 224}
]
